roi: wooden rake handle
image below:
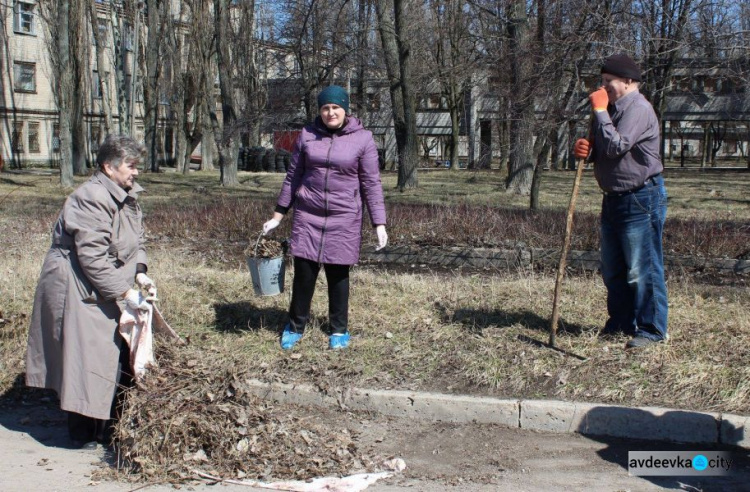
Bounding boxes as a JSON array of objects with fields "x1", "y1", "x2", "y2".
[{"x1": 549, "y1": 158, "x2": 586, "y2": 346}]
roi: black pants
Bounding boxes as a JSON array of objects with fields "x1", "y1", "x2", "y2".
[
  {"x1": 288, "y1": 256, "x2": 350, "y2": 335},
  {"x1": 67, "y1": 339, "x2": 133, "y2": 445}
]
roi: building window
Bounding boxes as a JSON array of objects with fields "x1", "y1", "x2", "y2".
[
  {"x1": 675, "y1": 77, "x2": 691, "y2": 92},
  {"x1": 52, "y1": 123, "x2": 60, "y2": 152},
  {"x1": 93, "y1": 18, "x2": 108, "y2": 47},
  {"x1": 93, "y1": 71, "x2": 102, "y2": 99},
  {"x1": 98, "y1": 18, "x2": 108, "y2": 45},
  {"x1": 123, "y1": 22, "x2": 134, "y2": 51},
  {"x1": 274, "y1": 53, "x2": 287, "y2": 78},
  {"x1": 14, "y1": 62, "x2": 36, "y2": 93},
  {"x1": 164, "y1": 127, "x2": 174, "y2": 154},
  {"x1": 92, "y1": 71, "x2": 108, "y2": 99},
  {"x1": 367, "y1": 92, "x2": 381, "y2": 111},
  {"x1": 13, "y1": 1, "x2": 36, "y2": 35},
  {"x1": 28, "y1": 121, "x2": 40, "y2": 153},
  {"x1": 124, "y1": 74, "x2": 142, "y2": 102},
  {"x1": 91, "y1": 125, "x2": 102, "y2": 153},
  {"x1": 12, "y1": 121, "x2": 24, "y2": 153}
]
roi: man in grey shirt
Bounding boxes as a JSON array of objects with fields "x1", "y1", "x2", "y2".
[{"x1": 574, "y1": 53, "x2": 668, "y2": 349}]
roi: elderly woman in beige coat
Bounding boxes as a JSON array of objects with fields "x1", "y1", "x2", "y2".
[{"x1": 25, "y1": 134, "x2": 156, "y2": 450}]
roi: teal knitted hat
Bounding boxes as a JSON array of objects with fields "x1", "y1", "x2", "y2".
[{"x1": 317, "y1": 85, "x2": 349, "y2": 113}]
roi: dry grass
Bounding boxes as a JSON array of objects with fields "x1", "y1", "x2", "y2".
[{"x1": 1, "y1": 167, "x2": 749, "y2": 480}]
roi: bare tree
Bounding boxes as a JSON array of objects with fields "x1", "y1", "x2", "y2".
[
  {"x1": 140, "y1": 0, "x2": 165, "y2": 172},
  {"x1": 89, "y1": 1, "x2": 114, "y2": 133},
  {"x1": 375, "y1": 0, "x2": 419, "y2": 190},
  {"x1": 164, "y1": 0, "x2": 207, "y2": 174},
  {"x1": 503, "y1": 0, "x2": 535, "y2": 194},
  {"x1": 38, "y1": 0, "x2": 89, "y2": 183},
  {"x1": 210, "y1": 0, "x2": 239, "y2": 186},
  {"x1": 638, "y1": 0, "x2": 696, "y2": 121},
  {"x1": 55, "y1": 0, "x2": 75, "y2": 186},
  {"x1": 232, "y1": 0, "x2": 267, "y2": 147},
  {"x1": 278, "y1": 0, "x2": 355, "y2": 121},
  {"x1": 424, "y1": 0, "x2": 479, "y2": 172},
  {"x1": 109, "y1": 0, "x2": 130, "y2": 134}
]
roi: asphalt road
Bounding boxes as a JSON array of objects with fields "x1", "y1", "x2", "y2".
[{"x1": 1, "y1": 396, "x2": 749, "y2": 492}]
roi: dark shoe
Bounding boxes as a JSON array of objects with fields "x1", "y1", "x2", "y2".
[
  {"x1": 625, "y1": 336, "x2": 661, "y2": 349},
  {"x1": 72, "y1": 440, "x2": 99, "y2": 450},
  {"x1": 600, "y1": 320, "x2": 636, "y2": 337},
  {"x1": 280, "y1": 324, "x2": 303, "y2": 350}
]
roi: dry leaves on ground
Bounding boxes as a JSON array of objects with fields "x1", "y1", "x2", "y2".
[{"x1": 115, "y1": 341, "x2": 376, "y2": 483}]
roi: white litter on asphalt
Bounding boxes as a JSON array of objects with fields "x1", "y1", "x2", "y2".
[{"x1": 194, "y1": 470, "x2": 395, "y2": 491}]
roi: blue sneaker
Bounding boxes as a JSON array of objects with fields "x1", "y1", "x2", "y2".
[
  {"x1": 329, "y1": 332, "x2": 350, "y2": 350},
  {"x1": 280, "y1": 325, "x2": 303, "y2": 350}
]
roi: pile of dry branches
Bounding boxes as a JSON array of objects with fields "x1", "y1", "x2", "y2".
[
  {"x1": 244, "y1": 236, "x2": 286, "y2": 259},
  {"x1": 115, "y1": 341, "x2": 374, "y2": 482}
]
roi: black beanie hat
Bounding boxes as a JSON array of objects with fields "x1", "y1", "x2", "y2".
[
  {"x1": 601, "y1": 54, "x2": 642, "y2": 82},
  {"x1": 317, "y1": 85, "x2": 350, "y2": 113}
]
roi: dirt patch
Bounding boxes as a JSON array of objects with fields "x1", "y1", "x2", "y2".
[{"x1": 4, "y1": 390, "x2": 750, "y2": 492}]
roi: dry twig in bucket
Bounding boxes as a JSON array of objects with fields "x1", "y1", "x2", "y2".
[{"x1": 244, "y1": 236, "x2": 286, "y2": 259}]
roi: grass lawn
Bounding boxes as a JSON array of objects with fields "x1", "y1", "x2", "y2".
[{"x1": 1, "y1": 167, "x2": 749, "y2": 417}]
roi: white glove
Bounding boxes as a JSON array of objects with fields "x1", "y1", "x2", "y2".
[
  {"x1": 263, "y1": 218, "x2": 280, "y2": 235},
  {"x1": 135, "y1": 273, "x2": 157, "y2": 298},
  {"x1": 375, "y1": 225, "x2": 388, "y2": 251},
  {"x1": 122, "y1": 288, "x2": 149, "y2": 311}
]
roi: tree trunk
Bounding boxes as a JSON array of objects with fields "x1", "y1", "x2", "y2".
[
  {"x1": 57, "y1": 0, "x2": 75, "y2": 187},
  {"x1": 448, "y1": 104, "x2": 460, "y2": 171},
  {"x1": 393, "y1": 0, "x2": 418, "y2": 189},
  {"x1": 374, "y1": 0, "x2": 406, "y2": 168},
  {"x1": 530, "y1": 135, "x2": 549, "y2": 210},
  {"x1": 505, "y1": 0, "x2": 534, "y2": 194},
  {"x1": 376, "y1": 0, "x2": 418, "y2": 190},
  {"x1": 201, "y1": 99, "x2": 215, "y2": 172},
  {"x1": 70, "y1": 0, "x2": 87, "y2": 175},
  {"x1": 506, "y1": 112, "x2": 534, "y2": 194},
  {"x1": 212, "y1": 0, "x2": 239, "y2": 186},
  {"x1": 89, "y1": 0, "x2": 113, "y2": 133},
  {"x1": 143, "y1": 0, "x2": 162, "y2": 172},
  {"x1": 110, "y1": 1, "x2": 129, "y2": 134},
  {"x1": 71, "y1": 115, "x2": 87, "y2": 173}
]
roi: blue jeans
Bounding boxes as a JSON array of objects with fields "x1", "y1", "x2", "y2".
[{"x1": 600, "y1": 175, "x2": 668, "y2": 341}]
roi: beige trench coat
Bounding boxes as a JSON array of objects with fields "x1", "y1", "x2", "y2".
[{"x1": 26, "y1": 172, "x2": 147, "y2": 420}]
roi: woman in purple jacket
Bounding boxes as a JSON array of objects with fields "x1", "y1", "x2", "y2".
[{"x1": 263, "y1": 86, "x2": 388, "y2": 350}]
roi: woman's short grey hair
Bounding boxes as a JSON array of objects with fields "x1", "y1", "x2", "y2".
[{"x1": 96, "y1": 134, "x2": 146, "y2": 170}]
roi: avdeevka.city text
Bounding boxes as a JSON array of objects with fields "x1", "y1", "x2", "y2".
[{"x1": 628, "y1": 451, "x2": 733, "y2": 476}]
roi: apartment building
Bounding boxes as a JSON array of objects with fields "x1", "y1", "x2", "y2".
[
  {"x1": 2, "y1": 2, "x2": 746, "y2": 171},
  {"x1": 0, "y1": 1, "x2": 151, "y2": 169},
  {"x1": 1, "y1": 0, "x2": 58, "y2": 168}
]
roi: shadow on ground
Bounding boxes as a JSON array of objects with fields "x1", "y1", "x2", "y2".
[
  {"x1": 440, "y1": 306, "x2": 589, "y2": 337},
  {"x1": 212, "y1": 301, "x2": 286, "y2": 333},
  {"x1": 0, "y1": 375, "x2": 76, "y2": 449},
  {"x1": 578, "y1": 405, "x2": 750, "y2": 491}
]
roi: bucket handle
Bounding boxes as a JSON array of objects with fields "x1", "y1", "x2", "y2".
[{"x1": 252, "y1": 231, "x2": 264, "y2": 258}]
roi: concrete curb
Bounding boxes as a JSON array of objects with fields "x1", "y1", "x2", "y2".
[{"x1": 245, "y1": 379, "x2": 749, "y2": 449}]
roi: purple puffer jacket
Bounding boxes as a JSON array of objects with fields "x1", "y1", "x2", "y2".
[{"x1": 276, "y1": 116, "x2": 386, "y2": 265}]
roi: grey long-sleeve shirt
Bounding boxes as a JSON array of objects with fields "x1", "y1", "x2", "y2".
[{"x1": 592, "y1": 90, "x2": 663, "y2": 193}]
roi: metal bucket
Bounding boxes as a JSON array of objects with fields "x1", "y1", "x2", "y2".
[
  {"x1": 246, "y1": 232, "x2": 286, "y2": 296},
  {"x1": 247, "y1": 255, "x2": 285, "y2": 296}
]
